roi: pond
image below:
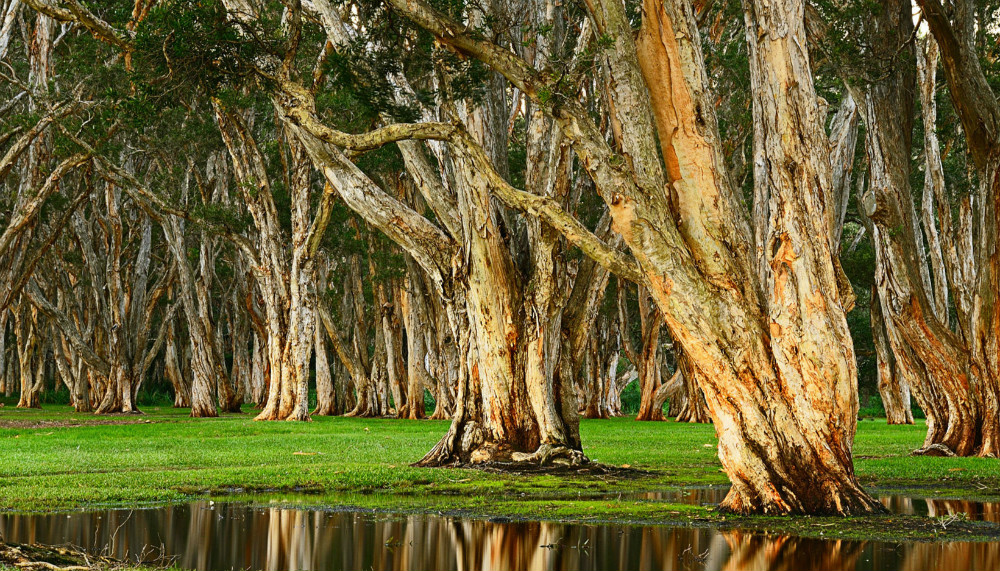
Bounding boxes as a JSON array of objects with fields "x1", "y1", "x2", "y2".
[{"x1": 0, "y1": 492, "x2": 997, "y2": 571}]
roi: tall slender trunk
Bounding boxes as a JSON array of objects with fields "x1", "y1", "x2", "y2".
[
  {"x1": 859, "y1": 0, "x2": 994, "y2": 455},
  {"x1": 673, "y1": 347, "x2": 711, "y2": 423},
  {"x1": 870, "y1": 294, "x2": 914, "y2": 424},
  {"x1": 164, "y1": 318, "x2": 191, "y2": 408},
  {"x1": 164, "y1": 210, "x2": 219, "y2": 418},
  {"x1": 913, "y1": 0, "x2": 1000, "y2": 457}
]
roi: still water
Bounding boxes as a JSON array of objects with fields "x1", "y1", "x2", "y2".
[{"x1": 0, "y1": 493, "x2": 997, "y2": 571}]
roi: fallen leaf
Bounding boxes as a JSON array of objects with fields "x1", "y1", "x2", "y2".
[{"x1": 621, "y1": 464, "x2": 631, "y2": 469}]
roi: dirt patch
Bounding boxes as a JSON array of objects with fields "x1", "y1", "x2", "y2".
[
  {"x1": 0, "y1": 418, "x2": 155, "y2": 429},
  {"x1": 471, "y1": 462, "x2": 655, "y2": 479}
]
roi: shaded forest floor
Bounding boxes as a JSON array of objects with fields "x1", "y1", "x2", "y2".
[{"x1": 0, "y1": 405, "x2": 998, "y2": 543}]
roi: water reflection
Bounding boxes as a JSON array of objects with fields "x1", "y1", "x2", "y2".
[
  {"x1": 0, "y1": 501, "x2": 997, "y2": 571},
  {"x1": 879, "y1": 496, "x2": 1000, "y2": 523}
]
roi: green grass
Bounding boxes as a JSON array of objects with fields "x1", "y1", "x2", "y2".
[{"x1": 0, "y1": 405, "x2": 997, "y2": 542}]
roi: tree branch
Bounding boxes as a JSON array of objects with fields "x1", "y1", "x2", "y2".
[
  {"x1": 21, "y1": 0, "x2": 133, "y2": 49},
  {"x1": 24, "y1": 279, "x2": 112, "y2": 377}
]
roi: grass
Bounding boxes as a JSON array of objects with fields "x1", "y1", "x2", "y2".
[{"x1": 0, "y1": 404, "x2": 998, "y2": 543}]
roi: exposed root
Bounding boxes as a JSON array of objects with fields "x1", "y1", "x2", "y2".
[
  {"x1": 912, "y1": 443, "x2": 957, "y2": 457},
  {"x1": 718, "y1": 482, "x2": 888, "y2": 516},
  {"x1": 510, "y1": 444, "x2": 588, "y2": 467},
  {"x1": 0, "y1": 542, "x2": 120, "y2": 571}
]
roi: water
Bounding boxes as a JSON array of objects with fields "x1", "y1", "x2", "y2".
[{"x1": 0, "y1": 494, "x2": 997, "y2": 571}]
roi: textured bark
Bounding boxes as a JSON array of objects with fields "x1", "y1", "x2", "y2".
[
  {"x1": 215, "y1": 107, "x2": 338, "y2": 422},
  {"x1": 277, "y1": 0, "x2": 586, "y2": 465},
  {"x1": 163, "y1": 318, "x2": 191, "y2": 408},
  {"x1": 312, "y1": 258, "x2": 337, "y2": 416},
  {"x1": 620, "y1": 284, "x2": 665, "y2": 422},
  {"x1": 914, "y1": 0, "x2": 1000, "y2": 458},
  {"x1": 14, "y1": 303, "x2": 42, "y2": 408},
  {"x1": 870, "y1": 294, "x2": 914, "y2": 424},
  {"x1": 673, "y1": 347, "x2": 711, "y2": 423},
  {"x1": 164, "y1": 216, "x2": 219, "y2": 418},
  {"x1": 860, "y1": 0, "x2": 995, "y2": 455},
  {"x1": 400, "y1": 254, "x2": 432, "y2": 419}
]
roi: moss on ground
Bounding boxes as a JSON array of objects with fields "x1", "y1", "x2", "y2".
[{"x1": 0, "y1": 405, "x2": 998, "y2": 543}]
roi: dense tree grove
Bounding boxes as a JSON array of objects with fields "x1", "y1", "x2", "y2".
[{"x1": 0, "y1": 0, "x2": 997, "y2": 515}]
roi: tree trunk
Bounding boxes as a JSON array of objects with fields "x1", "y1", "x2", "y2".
[
  {"x1": 859, "y1": 0, "x2": 996, "y2": 454},
  {"x1": 869, "y1": 292, "x2": 913, "y2": 424},
  {"x1": 673, "y1": 348, "x2": 711, "y2": 423},
  {"x1": 14, "y1": 304, "x2": 41, "y2": 409},
  {"x1": 400, "y1": 255, "x2": 432, "y2": 419},
  {"x1": 913, "y1": 0, "x2": 1000, "y2": 457},
  {"x1": 312, "y1": 315, "x2": 336, "y2": 415},
  {"x1": 164, "y1": 319, "x2": 191, "y2": 408},
  {"x1": 313, "y1": 258, "x2": 337, "y2": 416},
  {"x1": 164, "y1": 215, "x2": 219, "y2": 418}
]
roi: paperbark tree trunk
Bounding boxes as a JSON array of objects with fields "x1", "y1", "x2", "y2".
[
  {"x1": 620, "y1": 285, "x2": 665, "y2": 421},
  {"x1": 14, "y1": 303, "x2": 41, "y2": 409},
  {"x1": 312, "y1": 257, "x2": 338, "y2": 416},
  {"x1": 164, "y1": 216, "x2": 219, "y2": 418},
  {"x1": 859, "y1": 0, "x2": 996, "y2": 455},
  {"x1": 870, "y1": 294, "x2": 914, "y2": 424},
  {"x1": 164, "y1": 318, "x2": 191, "y2": 408},
  {"x1": 914, "y1": 0, "x2": 1000, "y2": 457},
  {"x1": 400, "y1": 254, "x2": 432, "y2": 419},
  {"x1": 673, "y1": 347, "x2": 711, "y2": 423}
]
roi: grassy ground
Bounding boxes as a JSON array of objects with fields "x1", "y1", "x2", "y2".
[{"x1": 0, "y1": 404, "x2": 998, "y2": 543}]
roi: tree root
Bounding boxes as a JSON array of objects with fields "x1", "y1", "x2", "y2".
[
  {"x1": 510, "y1": 444, "x2": 588, "y2": 467},
  {"x1": 912, "y1": 443, "x2": 957, "y2": 457},
  {"x1": 0, "y1": 542, "x2": 120, "y2": 571}
]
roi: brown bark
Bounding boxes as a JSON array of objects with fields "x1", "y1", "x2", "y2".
[
  {"x1": 312, "y1": 257, "x2": 338, "y2": 416},
  {"x1": 870, "y1": 294, "x2": 913, "y2": 424},
  {"x1": 163, "y1": 318, "x2": 191, "y2": 408},
  {"x1": 914, "y1": 0, "x2": 1000, "y2": 458},
  {"x1": 859, "y1": 0, "x2": 996, "y2": 455},
  {"x1": 673, "y1": 347, "x2": 711, "y2": 423},
  {"x1": 619, "y1": 284, "x2": 665, "y2": 421}
]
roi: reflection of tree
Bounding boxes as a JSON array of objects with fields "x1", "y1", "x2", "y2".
[
  {"x1": 721, "y1": 531, "x2": 865, "y2": 571},
  {"x1": 901, "y1": 541, "x2": 1000, "y2": 571},
  {"x1": 926, "y1": 499, "x2": 1000, "y2": 523},
  {"x1": 1, "y1": 503, "x2": 999, "y2": 571}
]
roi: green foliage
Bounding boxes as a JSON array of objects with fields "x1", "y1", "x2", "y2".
[
  {"x1": 190, "y1": 203, "x2": 253, "y2": 234},
  {"x1": 132, "y1": 0, "x2": 278, "y2": 101}
]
